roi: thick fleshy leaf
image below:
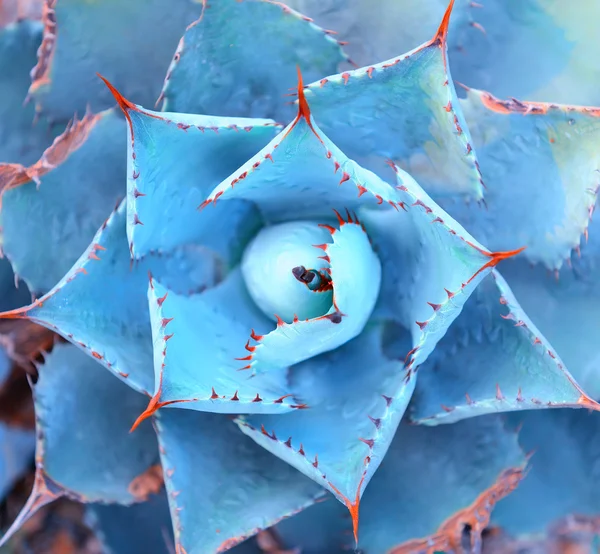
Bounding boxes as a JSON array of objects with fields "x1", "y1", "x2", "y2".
[
  {"x1": 359, "y1": 415, "x2": 526, "y2": 553},
  {"x1": 442, "y1": 89, "x2": 600, "y2": 271},
  {"x1": 0, "y1": 423, "x2": 34, "y2": 500},
  {"x1": 154, "y1": 408, "x2": 324, "y2": 554},
  {"x1": 359, "y1": 164, "x2": 522, "y2": 371},
  {"x1": 202, "y1": 110, "x2": 404, "y2": 222},
  {"x1": 0, "y1": 19, "x2": 60, "y2": 165},
  {"x1": 498, "y1": 215, "x2": 600, "y2": 399},
  {"x1": 0, "y1": 201, "x2": 222, "y2": 395},
  {"x1": 0, "y1": 343, "x2": 158, "y2": 547},
  {"x1": 159, "y1": 0, "x2": 348, "y2": 121},
  {"x1": 132, "y1": 271, "x2": 303, "y2": 425},
  {"x1": 237, "y1": 323, "x2": 414, "y2": 542},
  {"x1": 492, "y1": 409, "x2": 600, "y2": 538},
  {"x1": 0, "y1": 108, "x2": 125, "y2": 295},
  {"x1": 100, "y1": 83, "x2": 277, "y2": 261},
  {"x1": 450, "y1": 0, "x2": 600, "y2": 106},
  {"x1": 409, "y1": 270, "x2": 598, "y2": 425},
  {"x1": 302, "y1": 2, "x2": 484, "y2": 201},
  {"x1": 87, "y1": 491, "x2": 175, "y2": 554},
  {"x1": 26, "y1": 0, "x2": 201, "y2": 122}
]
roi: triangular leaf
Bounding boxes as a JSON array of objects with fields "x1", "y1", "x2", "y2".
[
  {"x1": 100, "y1": 83, "x2": 278, "y2": 261},
  {"x1": 360, "y1": 164, "x2": 522, "y2": 371},
  {"x1": 132, "y1": 271, "x2": 304, "y2": 426},
  {"x1": 237, "y1": 323, "x2": 414, "y2": 543},
  {"x1": 303, "y1": 2, "x2": 484, "y2": 200},
  {"x1": 409, "y1": 270, "x2": 598, "y2": 424},
  {"x1": 159, "y1": 0, "x2": 348, "y2": 121}
]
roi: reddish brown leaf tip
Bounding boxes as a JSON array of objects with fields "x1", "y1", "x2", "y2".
[
  {"x1": 296, "y1": 65, "x2": 311, "y2": 121},
  {"x1": 433, "y1": 0, "x2": 455, "y2": 45},
  {"x1": 97, "y1": 73, "x2": 137, "y2": 114},
  {"x1": 130, "y1": 392, "x2": 161, "y2": 432}
]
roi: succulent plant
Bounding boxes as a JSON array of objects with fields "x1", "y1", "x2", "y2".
[{"x1": 0, "y1": 0, "x2": 599, "y2": 553}]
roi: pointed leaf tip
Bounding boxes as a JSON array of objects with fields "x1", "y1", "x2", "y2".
[
  {"x1": 433, "y1": 0, "x2": 455, "y2": 45},
  {"x1": 96, "y1": 73, "x2": 136, "y2": 115},
  {"x1": 296, "y1": 65, "x2": 311, "y2": 121}
]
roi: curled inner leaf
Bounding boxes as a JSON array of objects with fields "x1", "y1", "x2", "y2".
[
  {"x1": 241, "y1": 221, "x2": 334, "y2": 323},
  {"x1": 239, "y1": 210, "x2": 382, "y2": 375}
]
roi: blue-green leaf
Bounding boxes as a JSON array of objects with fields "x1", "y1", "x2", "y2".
[
  {"x1": 0, "y1": 108, "x2": 125, "y2": 295},
  {"x1": 0, "y1": 201, "x2": 222, "y2": 395},
  {"x1": 445, "y1": 88, "x2": 600, "y2": 271},
  {"x1": 0, "y1": 344, "x2": 158, "y2": 547},
  {"x1": 409, "y1": 270, "x2": 598, "y2": 425},
  {"x1": 237, "y1": 323, "x2": 414, "y2": 543},
  {"x1": 154, "y1": 408, "x2": 324, "y2": 554},
  {"x1": 159, "y1": 0, "x2": 348, "y2": 121},
  {"x1": 302, "y1": 2, "x2": 484, "y2": 201},
  {"x1": 26, "y1": 0, "x2": 201, "y2": 122}
]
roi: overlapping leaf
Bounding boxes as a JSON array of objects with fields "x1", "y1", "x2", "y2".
[
  {"x1": 133, "y1": 271, "x2": 304, "y2": 423},
  {"x1": 100, "y1": 82, "x2": 277, "y2": 262},
  {"x1": 493, "y1": 409, "x2": 600, "y2": 538},
  {"x1": 26, "y1": 0, "x2": 201, "y2": 122},
  {"x1": 0, "y1": 108, "x2": 125, "y2": 295},
  {"x1": 409, "y1": 270, "x2": 598, "y2": 424},
  {"x1": 88, "y1": 491, "x2": 175, "y2": 554},
  {"x1": 202, "y1": 87, "x2": 514, "y2": 383},
  {"x1": 154, "y1": 408, "x2": 324, "y2": 554},
  {"x1": 444, "y1": 88, "x2": 600, "y2": 271},
  {"x1": 499, "y1": 216, "x2": 600, "y2": 399},
  {"x1": 302, "y1": 2, "x2": 484, "y2": 200},
  {"x1": 0, "y1": 423, "x2": 34, "y2": 501},
  {"x1": 159, "y1": 0, "x2": 348, "y2": 121},
  {"x1": 451, "y1": 0, "x2": 600, "y2": 106},
  {"x1": 0, "y1": 18, "x2": 60, "y2": 166},
  {"x1": 237, "y1": 323, "x2": 414, "y2": 543},
  {"x1": 285, "y1": 0, "x2": 471, "y2": 68},
  {"x1": 0, "y1": 344, "x2": 159, "y2": 546},
  {"x1": 357, "y1": 415, "x2": 527, "y2": 553},
  {"x1": 274, "y1": 415, "x2": 527, "y2": 552},
  {"x1": 0, "y1": 202, "x2": 222, "y2": 395}
]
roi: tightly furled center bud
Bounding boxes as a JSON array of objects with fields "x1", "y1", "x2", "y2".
[{"x1": 241, "y1": 221, "x2": 334, "y2": 323}]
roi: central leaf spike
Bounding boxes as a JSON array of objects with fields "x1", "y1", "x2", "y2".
[
  {"x1": 292, "y1": 265, "x2": 333, "y2": 292},
  {"x1": 242, "y1": 221, "x2": 334, "y2": 323}
]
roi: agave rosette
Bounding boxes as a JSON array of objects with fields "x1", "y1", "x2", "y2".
[{"x1": 0, "y1": 0, "x2": 599, "y2": 553}]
